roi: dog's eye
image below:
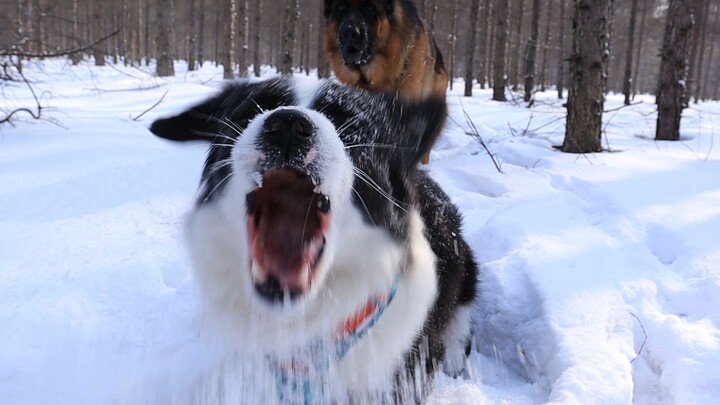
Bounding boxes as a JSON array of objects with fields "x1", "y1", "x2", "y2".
[
  {"x1": 318, "y1": 195, "x2": 331, "y2": 214},
  {"x1": 337, "y1": 3, "x2": 346, "y2": 12}
]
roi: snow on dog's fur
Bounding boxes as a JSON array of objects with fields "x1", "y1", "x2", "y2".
[{"x1": 150, "y1": 76, "x2": 478, "y2": 403}]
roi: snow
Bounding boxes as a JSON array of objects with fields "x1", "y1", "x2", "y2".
[{"x1": 2, "y1": 59, "x2": 719, "y2": 404}]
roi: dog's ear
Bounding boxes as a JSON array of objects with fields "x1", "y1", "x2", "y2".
[
  {"x1": 399, "y1": 97, "x2": 447, "y2": 165},
  {"x1": 149, "y1": 86, "x2": 239, "y2": 142},
  {"x1": 150, "y1": 78, "x2": 295, "y2": 143}
]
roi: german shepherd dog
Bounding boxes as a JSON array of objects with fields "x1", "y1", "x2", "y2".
[
  {"x1": 323, "y1": 0, "x2": 449, "y2": 164},
  {"x1": 150, "y1": 77, "x2": 477, "y2": 403}
]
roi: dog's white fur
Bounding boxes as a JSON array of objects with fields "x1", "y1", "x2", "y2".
[{"x1": 185, "y1": 102, "x2": 438, "y2": 398}]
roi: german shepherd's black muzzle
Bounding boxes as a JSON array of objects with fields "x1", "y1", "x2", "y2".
[{"x1": 338, "y1": 16, "x2": 372, "y2": 66}]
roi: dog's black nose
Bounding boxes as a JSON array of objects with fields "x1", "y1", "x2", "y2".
[
  {"x1": 262, "y1": 109, "x2": 315, "y2": 156},
  {"x1": 339, "y1": 22, "x2": 363, "y2": 51}
]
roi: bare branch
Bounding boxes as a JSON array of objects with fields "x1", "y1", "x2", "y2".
[
  {"x1": 0, "y1": 59, "x2": 41, "y2": 125},
  {"x1": 132, "y1": 90, "x2": 169, "y2": 121},
  {"x1": 1, "y1": 30, "x2": 120, "y2": 58}
]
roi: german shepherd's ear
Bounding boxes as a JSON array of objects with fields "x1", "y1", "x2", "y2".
[
  {"x1": 399, "y1": 96, "x2": 447, "y2": 165},
  {"x1": 149, "y1": 85, "x2": 241, "y2": 143},
  {"x1": 383, "y1": 0, "x2": 395, "y2": 15}
]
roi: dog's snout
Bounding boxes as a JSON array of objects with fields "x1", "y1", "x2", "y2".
[{"x1": 263, "y1": 109, "x2": 315, "y2": 152}]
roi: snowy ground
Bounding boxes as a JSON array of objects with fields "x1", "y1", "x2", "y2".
[{"x1": 1, "y1": 59, "x2": 719, "y2": 405}]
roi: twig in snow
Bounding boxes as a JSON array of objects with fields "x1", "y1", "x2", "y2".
[
  {"x1": 132, "y1": 90, "x2": 169, "y2": 121},
  {"x1": 629, "y1": 312, "x2": 648, "y2": 364},
  {"x1": 458, "y1": 96, "x2": 504, "y2": 174}
]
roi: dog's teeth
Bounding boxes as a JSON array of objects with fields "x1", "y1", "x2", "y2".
[{"x1": 251, "y1": 260, "x2": 267, "y2": 283}]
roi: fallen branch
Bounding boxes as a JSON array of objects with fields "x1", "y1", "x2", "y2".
[{"x1": 132, "y1": 90, "x2": 169, "y2": 121}]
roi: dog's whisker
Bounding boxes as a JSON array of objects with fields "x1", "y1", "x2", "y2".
[
  {"x1": 203, "y1": 171, "x2": 233, "y2": 200},
  {"x1": 344, "y1": 143, "x2": 409, "y2": 151},
  {"x1": 352, "y1": 167, "x2": 408, "y2": 212},
  {"x1": 352, "y1": 187, "x2": 376, "y2": 226}
]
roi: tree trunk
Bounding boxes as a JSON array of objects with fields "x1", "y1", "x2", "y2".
[
  {"x1": 539, "y1": 0, "x2": 552, "y2": 92},
  {"x1": 197, "y1": 0, "x2": 205, "y2": 67},
  {"x1": 523, "y1": 0, "x2": 540, "y2": 102},
  {"x1": 510, "y1": 0, "x2": 524, "y2": 91},
  {"x1": 632, "y1": 0, "x2": 648, "y2": 99},
  {"x1": 237, "y1": 0, "x2": 249, "y2": 77},
  {"x1": 279, "y1": 0, "x2": 298, "y2": 74},
  {"x1": 656, "y1": 0, "x2": 694, "y2": 141},
  {"x1": 492, "y1": 0, "x2": 509, "y2": 101},
  {"x1": 693, "y1": 0, "x2": 711, "y2": 102},
  {"x1": 222, "y1": 0, "x2": 236, "y2": 79},
  {"x1": 477, "y1": 0, "x2": 491, "y2": 89},
  {"x1": 464, "y1": 0, "x2": 481, "y2": 96},
  {"x1": 701, "y1": 2, "x2": 718, "y2": 100},
  {"x1": 685, "y1": 0, "x2": 703, "y2": 104},
  {"x1": 70, "y1": 0, "x2": 81, "y2": 64},
  {"x1": 557, "y1": 0, "x2": 566, "y2": 98},
  {"x1": 156, "y1": 0, "x2": 175, "y2": 77},
  {"x1": 562, "y1": 0, "x2": 613, "y2": 153},
  {"x1": 143, "y1": 0, "x2": 149, "y2": 65},
  {"x1": 448, "y1": 0, "x2": 459, "y2": 90},
  {"x1": 623, "y1": 0, "x2": 639, "y2": 105},
  {"x1": 93, "y1": 0, "x2": 105, "y2": 65},
  {"x1": 254, "y1": 0, "x2": 263, "y2": 77},
  {"x1": 317, "y1": 5, "x2": 329, "y2": 78},
  {"x1": 188, "y1": 0, "x2": 197, "y2": 71}
]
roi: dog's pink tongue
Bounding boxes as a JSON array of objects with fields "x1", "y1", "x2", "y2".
[{"x1": 252, "y1": 169, "x2": 322, "y2": 288}]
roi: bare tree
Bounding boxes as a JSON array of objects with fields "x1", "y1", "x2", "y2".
[
  {"x1": 631, "y1": 0, "x2": 648, "y2": 99},
  {"x1": 492, "y1": 0, "x2": 509, "y2": 101},
  {"x1": 464, "y1": 0, "x2": 481, "y2": 96},
  {"x1": 693, "y1": 0, "x2": 711, "y2": 102},
  {"x1": 656, "y1": 0, "x2": 694, "y2": 141},
  {"x1": 701, "y1": 1, "x2": 718, "y2": 100},
  {"x1": 254, "y1": 0, "x2": 263, "y2": 77},
  {"x1": 222, "y1": 0, "x2": 236, "y2": 79},
  {"x1": 510, "y1": 0, "x2": 524, "y2": 91},
  {"x1": 539, "y1": 0, "x2": 552, "y2": 92},
  {"x1": 156, "y1": 0, "x2": 175, "y2": 77},
  {"x1": 448, "y1": 0, "x2": 459, "y2": 89},
  {"x1": 562, "y1": 0, "x2": 614, "y2": 153},
  {"x1": 279, "y1": 0, "x2": 298, "y2": 74},
  {"x1": 685, "y1": 0, "x2": 703, "y2": 104},
  {"x1": 70, "y1": 0, "x2": 81, "y2": 64},
  {"x1": 187, "y1": 0, "x2": 198, "y2": 71},
  {"x1": 557, "y1": 0, "x2": 567, "y2": 99},
  {"x1": 93, "y1": 0, "x2": 105, "y2": 66},
  {"x1": 477, "y1": 0, "x2": 491, "y2": 89},
  {"x1": 237, "y1": 0, "x2": 249, "y2": 77},
  {"x1": 622, "y1": 0, "x2": 639, "y2": 105},
  {"x1": 523, "y1": 0, "x2": 540, "y2": 102}
]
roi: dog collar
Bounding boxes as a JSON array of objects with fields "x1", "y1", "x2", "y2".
[{"x1": 269, "y1": 274, "x2": 400, "y2": 404}]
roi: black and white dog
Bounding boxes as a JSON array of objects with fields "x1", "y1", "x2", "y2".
[{"x1": 150, "y1": 77, "x2": 478, "y2": 404}]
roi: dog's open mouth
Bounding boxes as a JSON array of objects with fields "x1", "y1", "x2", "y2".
[{"x1": 246, "y1": 168, "x2": 331, "y2": 303}]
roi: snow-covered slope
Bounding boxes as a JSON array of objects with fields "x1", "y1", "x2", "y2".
[{"x1": 1, "y1": 60, "x2": 719, "y2": 404}]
